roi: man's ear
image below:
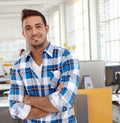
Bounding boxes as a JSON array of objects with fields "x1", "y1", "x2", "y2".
[
  {"x1": 22, "y1": 30, "x2": 25, "y2": 37},
  {"x1": 46, "y1": 25, "x2": 49, "y2": 33}
]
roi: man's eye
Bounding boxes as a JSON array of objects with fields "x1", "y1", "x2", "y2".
[
  {"x1": 25, "y1": 27, "x2": 31, "y2": 31},
  {"x1": 37, "y1": 25, "x2": 42, "y2": 28}
]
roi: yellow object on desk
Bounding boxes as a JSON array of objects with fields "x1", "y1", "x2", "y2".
[
  {"x1": 2, "y1": 63, "x2": 13, "y2": 76},
  {"x1": 76, "y1": 88, "x2": 112, "y2": 123}
]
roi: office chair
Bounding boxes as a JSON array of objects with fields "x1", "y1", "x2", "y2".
[
  {"x1": 2, "y1": 63, "x2": 13, "y2": 76},
  {"x1": 2, "y1": 63, "x2": 13, "y2": 84}
]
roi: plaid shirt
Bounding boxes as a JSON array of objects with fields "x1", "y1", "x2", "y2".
[{"x1": 9, "y1": 43, "x2": 80, "y2": 123}]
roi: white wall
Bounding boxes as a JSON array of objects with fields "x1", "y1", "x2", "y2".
[{"x1": 0, "y1": 17, "x2": 22, "y2": 40}]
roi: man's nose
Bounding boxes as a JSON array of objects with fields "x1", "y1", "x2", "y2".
[{"x1": 31, "y1": 27, "x2": 37, "y2": 35}]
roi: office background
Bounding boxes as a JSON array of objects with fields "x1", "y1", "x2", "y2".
[
  {"x1": 0, "y1": 0, "x2": 120, "y2": 123},
  {"x1": 0, "y1": 0, "x2": 120, "y2": 65}
]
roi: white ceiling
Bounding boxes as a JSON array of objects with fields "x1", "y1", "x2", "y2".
[
  {"x1": 0, "y1": 0, "x2": 68, "y2": 40},
  {"x1": 0, "y1": 0, "x2": 68, "y2": 17}
]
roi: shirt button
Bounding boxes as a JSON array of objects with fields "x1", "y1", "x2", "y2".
[{"x1": 63, "y1": 106, "x2": 67, "y2": 111}]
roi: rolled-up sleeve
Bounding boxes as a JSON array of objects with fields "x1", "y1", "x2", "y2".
[
  {"x1": 49, "y1": 52, "x2": 80, "y2": 112},
  {"x1": 8, "y1": 68, "x2": 31, "y2": 120}
]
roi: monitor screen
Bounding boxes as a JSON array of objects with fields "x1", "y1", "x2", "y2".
[
  {"x1": 105, "y1": 65, "x2": 120, "y2": 86},
  {"x1": 105, "y1": 65, "x2": 120, "y2": 93},
  {"x1": 79, "y1": 60, "x2": 105, "y2": 89}
]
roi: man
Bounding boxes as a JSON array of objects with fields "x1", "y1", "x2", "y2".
[
  {"x1": 19, "y1": 49, "x2": 26, "y2": 56},
  {"x1": 9, "y1": 9, "x2": 80, "y2": 123}
]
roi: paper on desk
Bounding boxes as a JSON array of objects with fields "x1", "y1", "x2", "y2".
[
  {"x1": 112, "y1": 94, "x2": 120, "y2": 104},
  {"x1": 0, "y1": 97, "x2": 9, "y2": 107},
  {"x1": 0, "y1": 84, "x2": 10, "y2": 90}
]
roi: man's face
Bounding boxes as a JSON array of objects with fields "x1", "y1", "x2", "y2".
[{"x1": 22, "y1": 16, "x2": 49, "y2": 48}]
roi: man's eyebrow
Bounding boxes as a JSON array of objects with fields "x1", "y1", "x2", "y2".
[
  {"x1": 35, "y1": 23, "x2": 43, "y2": 26},
  {"x1": 23, "y1": 25, "x2": 31, "y2": 29},
  {"x1": 23, "y1": 23, "x2": 43, "y2": 29}
]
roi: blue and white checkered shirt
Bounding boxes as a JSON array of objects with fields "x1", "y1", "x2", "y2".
[{"x1": 9, "y1": 43, "x2": 80, "y2": 123}]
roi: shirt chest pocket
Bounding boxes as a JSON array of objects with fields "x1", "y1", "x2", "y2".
[{"x1": 48, "y1": 70, "x2": 61, "y2": 89}]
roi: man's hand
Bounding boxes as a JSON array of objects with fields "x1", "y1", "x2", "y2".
[
  {"x1": 23, "y1": 82, "x2": 65, "y2": 113},
  {"x1": 27, "y1": 106, "x2": 50, "y2": 119},
  {"x1": 23, "y1": 95, "x2": 30, "y2": 105}
]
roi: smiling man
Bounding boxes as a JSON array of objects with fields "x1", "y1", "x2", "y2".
[{"x1": 9, "y1": 9, "x2": 80, "y2": 123}]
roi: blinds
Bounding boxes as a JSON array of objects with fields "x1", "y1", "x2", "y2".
[
  {"x1": 48, "y1": 10, "x2": 60, "y2": 46},
  {"x1": 65, "y1": 0, "x2": 90, "y2": 60},
  {"x1": 98, "y1": 0, "x2": 120, "y2": 64}
]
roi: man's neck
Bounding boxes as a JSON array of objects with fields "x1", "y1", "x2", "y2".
[{"x1": 30, "y1": 42, "x2": 49, "y2": 66}]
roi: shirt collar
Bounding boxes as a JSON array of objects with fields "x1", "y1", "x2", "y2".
[
  {"x1": 25, "y1": 42, "x2": 54, "y2": 61},
  {"x1": 44, "y1": 42, "x2": 54, "y2": 57}
]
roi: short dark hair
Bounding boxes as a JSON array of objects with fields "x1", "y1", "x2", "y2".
[
  {"x1": 20, "y1": 49, "x2": 25, "y2": 56},
  {"x1": 21, "y1": 9, "x2": 47, "y2": 26}
]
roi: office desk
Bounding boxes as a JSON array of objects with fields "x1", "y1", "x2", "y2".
[
  {"x1": 76, "y1": 88, "x2": 112, "y2": 123},
  {"x1": 112, "y1": 94, "x2": 120, "y2": 104},
  {"x1": 112, "y1": 97, "x2": 120, "y2": 123},
  {"x1": 0, "y1": 96, "x2": 9, "y2": 107},
  {"x1": 0, "y1": 77, "x2": 10, "y2": 95},
  {"x1": 0, "y1": 77, "x2": 20, "y2": 123},
  {"x1": 112, "y1": 102, "x2": 120, "y2": 123},
  {"x1": 0, "y1": 77, "x2": 10, "y2": 83},
  {"x1": 0, "y1": 84, "x2": 10, "y2": 91},
  {"x1": 0, "y1": 96, "x2": 18, "y2": 123}
]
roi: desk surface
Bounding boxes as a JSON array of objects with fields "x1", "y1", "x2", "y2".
[
  {"x1": 112, "y1": 94, "x2": 120, "y2": 104},
  {"x1": 77, "y1": 88, "x2": 112, "y2": 123},
  {"x1": 0, "y1": 77, "x2": 10, "y2": 83},
  {"x1": 0, "y1": 84, "x2": 10, "y2": 90},
  {"x1": 0, "y1": 96, "x2": 9, "y2": 107}
]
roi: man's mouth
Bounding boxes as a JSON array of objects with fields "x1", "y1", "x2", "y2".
[{"x1": 31, "y1": 36, "x2": 41, "y2": 41}]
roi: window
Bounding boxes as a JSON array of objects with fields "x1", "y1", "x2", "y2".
[
  {"x1": 0, "y1": 39, "x2": 26, "y2": 62},
  {"x1": 98, "y1": 0, "x2": 120, "y2": 64},
  {"x1": 48, "y1": 10, "x2": 60, "y2": 46},
  {"x1": 65, "y1": 0, "x2": 90, "y2": 60},
  {"x1": 0, "y1": 18, "x2": 26, "y2": 62}
]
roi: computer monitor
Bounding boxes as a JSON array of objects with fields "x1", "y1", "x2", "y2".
[
  {"x1": 79, "y1": 60, "x2": 105, "y2": 89},
  {"x1": 105, "y1": 65, "x2": 120, "y2": 93}
]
